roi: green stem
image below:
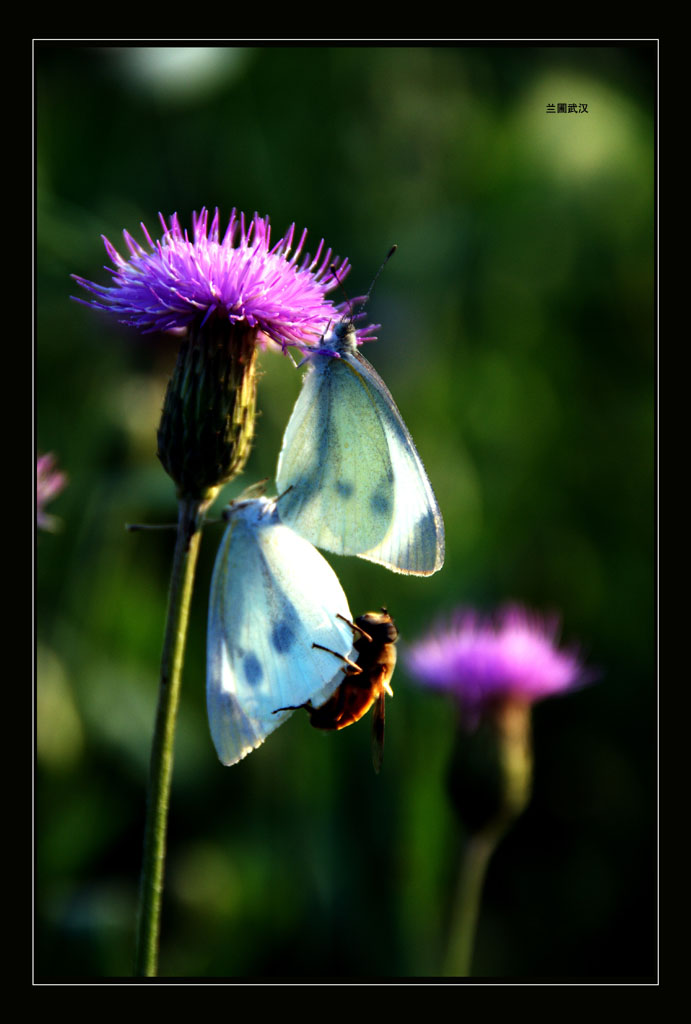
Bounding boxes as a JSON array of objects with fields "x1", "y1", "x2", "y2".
[
  {"x1": 442, "y1": 699, "x2": 533, "y2": 977},
  {"x1": 134, "y1": 494, "x2": 210, "y2": 977},
  {"x1": 442, "y1": 829, "x2": 500, "y2": 978}
]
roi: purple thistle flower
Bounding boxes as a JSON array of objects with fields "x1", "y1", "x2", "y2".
[
  {"x1": 406, "y1": 604, "x2": 589, "y2": 725},
  {"x1": 72, "y1": 208, "x2": 363, "y2": 353},
  {"x1": 36, "y1": 453, "x2": 67, "y2": 531}
]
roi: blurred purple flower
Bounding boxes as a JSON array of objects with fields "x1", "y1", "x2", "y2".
[
  {"x1": 72, "y1": 208, "x2": 371, "y2": 352},
  {"x1": 36, "y1": 453, "x2": 67, "y2": 531},
  {"x1": 406, "y1": 604, "x2": 590, "y2": 724}
]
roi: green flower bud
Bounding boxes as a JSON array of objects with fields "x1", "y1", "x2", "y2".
[{"x1": 157, "y1": 319, "x2": 257, "y2": 503}]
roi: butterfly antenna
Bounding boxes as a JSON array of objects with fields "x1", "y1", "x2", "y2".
[
  {"x1": 239, "y1": 478, "x2": 270, "y2": 500},
  {"x1": 330, "y1": 244, "x2": 397, "y2": 325},
  {"x1": 364, "y1": 244, "x2": 397, "y2": 307}
]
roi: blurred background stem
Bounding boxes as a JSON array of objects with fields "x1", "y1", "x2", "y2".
[
  {"x1": 443, "y1": 828, "x2": 500, "y2": 977},
  {"x1": 134, "y1": 493, "x2": 212, "y2": 977},
  {"x1": 443, "y1": 699, "x2": 533, "y2": 977}
]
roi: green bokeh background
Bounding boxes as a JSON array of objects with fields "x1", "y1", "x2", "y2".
[{"x1": 36, "y1": 43, "x2": 655, "y2": 980}]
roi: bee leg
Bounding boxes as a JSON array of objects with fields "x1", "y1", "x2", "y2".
[
  {"x1": 272, "y1": 700, "x2": 314, "y2": 715},
  {"x1": 335, "y1": 613, "x2": 373, "y2": 644},
  {"x1": 311, "y1": 642, "x2": 362, "y2": 673}
]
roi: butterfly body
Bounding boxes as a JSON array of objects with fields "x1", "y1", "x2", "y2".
[
  {"x1": 276, "y1": 321, "x2": 444, "y2": 576},
  {"x1": 206, "y1": 496, "x2": 356, "y2": 766}
]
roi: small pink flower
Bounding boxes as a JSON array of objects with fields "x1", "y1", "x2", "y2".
[
  {"x1": 406, "y1": 604, "x2": 591, "y2": 725},
  {"x1": 37, "y1": 453, "x2": 67, "y2": 531}
]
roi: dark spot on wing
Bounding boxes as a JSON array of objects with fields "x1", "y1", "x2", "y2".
[
  {"x1": 243, "y1": 653, "x2": 263, "y2": 686},
  {"x1": 272, "y1": 620, "x2": 295, "y2": 653},
  {"x1": 335, "y1": 480, "x2": 354, "y2": 498},
  {"x1": 370, "y1": 491, "x2": 391, "y2": 518},
  {"x1": 418, "y1": 508, "x2": 438, "y2": 550}
]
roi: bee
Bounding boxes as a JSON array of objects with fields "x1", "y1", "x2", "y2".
[{"x1": 276, "y1": 609, "x2": 398, "y2": 773}]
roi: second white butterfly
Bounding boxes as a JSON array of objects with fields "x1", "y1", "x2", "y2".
[{"x1": 276, "y1": 319, "x2": 445, "y2": 575}]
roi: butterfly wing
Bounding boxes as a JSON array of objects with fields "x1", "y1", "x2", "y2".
[
  {"x1": 276, "y1": 352, "x2": 395, "y2": 556},
  {"x1": 348, "y1": 350, "x2": 445, "y2": 575},
  {"x1": 206, "y1": 498, "x2": 355, "y2": 766},
  {"x1": 276, "y1": 348, "x2": 444, "y2": 575}
]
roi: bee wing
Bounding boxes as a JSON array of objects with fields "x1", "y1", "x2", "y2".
[
  {"x1": 206, "y1": 498, "x2": 356, "y2": 766},
  {"x1": 276, "y1": 350, "x2": 444, "y2": 576},
  {"x1": 371, "y1": 691, "x2": 386, "y2": 774}
]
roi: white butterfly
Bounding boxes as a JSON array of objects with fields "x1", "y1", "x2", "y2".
[
  {"x1": 275, "y1": 319, "x2": 445, "y2": 575},
  {"x1": 206, "y1": 496, "x2": 356, "y2": 766}
]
